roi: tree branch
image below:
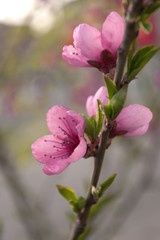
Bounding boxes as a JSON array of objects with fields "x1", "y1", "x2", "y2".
[
  {"x1": 69, "y1": 124, "x2": 110, "y2": 240},
  {"x1": 114, "y1": 0, "x2": 145, "y2": 89}
]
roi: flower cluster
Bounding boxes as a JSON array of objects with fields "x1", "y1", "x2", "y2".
[{"x1": 32, "y1": 11, "x2": 153, "y2": 175}]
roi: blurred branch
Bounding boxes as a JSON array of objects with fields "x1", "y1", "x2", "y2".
[
  {"x1": 0, "y1": 135, "x2": 52, "y2": 240},
  {"x1": 102, "y1": 130, "x2": 159, "y2": 239}
]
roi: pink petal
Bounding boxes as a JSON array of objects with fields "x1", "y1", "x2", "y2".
[
  {"x1": 93, "y1": 86, "x2": 108, "y2": 117},
  {"x1": 42, "y1": 161, "x2": 70, "y2": 175},
  {"x1": 31, "y1": 135, "x2": 71, "y2": 164},
  {"x1": 66, "y1": 110, "x2": 85, "y2": 136},
  {"x1": 86, "y1": 96, "x2": 94, "y2": 117},
  {"x1": 101, "y1": 11, "x2": 125, "y2": 56},
  {"x1": 123, "y1": 124, "x2": 149, "y2": 137},
  {"x1": 116, "y1": 104, "x2": 153, "y2": 133},
  {"x1": 86, "y1": 86, "x2": 108, "y2": 118},
  {"x1": 62, "y1": 45, "x2": 89, "y2": 67},
  {"x1": 47, "y1": 105, "x2": 71, "y2": 137},
  {"x1": 73, "y1": 23, "x2": 103, "y2": 61},
  {"x1": 68, "y1": 134, "x2": 87, "y2": 163}
]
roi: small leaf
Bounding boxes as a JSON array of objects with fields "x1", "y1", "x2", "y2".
[
  {"x1": 95, "y1": 100, "x2": 104, "y2": 137},
  {"x1": 127, "y1": 46, "x2": 160, "y2": 82},
  {"x1": 89, "y1": 116, "x2": 96, "y2": 140},
  {"x1": 56, "y1": 185, "x2": 78, "y2": 202},
  {"x1": 74, "y1": 197, "x2": 86, "y2": 212},
  {"x1": 140, "y1": 21, "x2": 152, "y2": 33},
  {"x1": 89, "y1": 194, "x2": 116, "y2": 219},
  {"x1": 98, "y1": 174, "x2": 117, "y2": 198},
  {"x1": 110, "y1": 84, "x2": 128, "y2": 120},
  {"x1": 84, "y1": 115, "x2": 96, "y2": 141},
  {"x1": 78, "y1": 227, "x2": 93, "y2": 240},
  {"x1": 130, "y1": 45, "x2": 154, "y2": 68},
  {"x1": 104, "y1": 76, "x2": 118, "y2": 99},
  {"x1": 140, "y1": 2, "x2": 160, "y2": 22},
  {"x1": 104, "y1": 104, "x2": 113, "y2": 120},
  {"x1": 68, "y1": 197, "x2": 86, "y2": 213}
]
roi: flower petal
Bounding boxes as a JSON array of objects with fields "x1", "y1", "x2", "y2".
[
  {"x1": 123, "y1": 124, "x2": 149, "y2": 137},
  {"x1": 116, "y1": 104, "x2": 153, "y2": 133},
  {"x1": 86, "y1": 96, "x2": 94, "y2": 117},
  {"x1": 42, "y1": 161, "x2": 70, "y2": 175},
  {"x1": 31, "y1": 135, "x2": 70, "y2": 164},
  {"x1": 66, "y1": 110, "x2": 85, "y2": 136},
  {"x1": 73, "y1": 23, "x2": 103, "y2": 61},
  {"x1": 101, "y1": 11, "x2": 125, "y2": 56},
  {"x1": 47, "y1": 105, "x2": 73, "y2": 138},
  {"x1": 86, "y1": 86, "x2": 108, "y2": 118},
  {"x1": 68, "y1": 134, "x2": 87, "y2": 163},
  {"x1": 62, "y1": 45, "x2": 89, "y2": 67},
  {"x1": 93, "y1": 86, "x2": 108, "y2": 117}
]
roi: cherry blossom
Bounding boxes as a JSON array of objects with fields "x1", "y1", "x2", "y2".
[
  {"x1": 32, "y1": 106, "x2": 87, "y2": 175},
  {"x1": 62, "y1": 11, "x2": 124, "y2": 74}
]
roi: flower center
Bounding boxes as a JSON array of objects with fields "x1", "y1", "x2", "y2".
[
  {"x1": 87, "y1": 49, "x2": 116, "y2": 74},
  {"x1": 43, "y1": 117, "x2": 80, "y2": 160}
]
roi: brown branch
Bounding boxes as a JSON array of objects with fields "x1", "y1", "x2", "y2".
[
  {"x1": 69, "y1": 125, "x2": 110, "y2": 240},
  {"x1": 0, "y1": 136, "x2": 52, "y2": 240},
  {"x1": 114, "y1": 0, "x2": 145, "y2": 89}
]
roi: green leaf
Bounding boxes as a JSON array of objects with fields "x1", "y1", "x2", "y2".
[
  {"x1": 89, "y1": 116, "x2": 96, "y2": 139},
  {"x1": 104, "y1": 76, "x2": 118, "y2": 99},
  {"x1": 130, "y1": 45, "x2": 154, "y2": 67},
  {"x1": 78, "y1": 227, "x2": 93, "y2": 240},
  {"x1": 72, "y1": 197, "x2": 86, "y2": 212},
  {"x1": 140, "y1": 21, "x2": 152, "y2": 33},
  {"x1": 89, "y1": 194, "x2": 116, "y2": 220},
  {"x1": 56, "y1": 185, "x2": 78, "y2": 202},
  {"x1": 84, "y1": 115, "x2": 96, "y2": 141},
  {"x1": 95, "y1": 100, "x2": 104, "y2": 137},
  {"x1": 110, "y1": 84, "x2": 128, "y2": 120},
  {"x1": 141, "y1": 2, "x2": 160, "y2": 22},
  {"x1": 104, "y1": 104, "x2": 113, "y2": 120},
  {"x1": 98, "y1": 174, "x2": 117, "y2": 198},
  {"x1": 127, "y1": 46, "x2": 160, "y2": 82}
]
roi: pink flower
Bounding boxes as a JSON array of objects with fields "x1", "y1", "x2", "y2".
[
  {"x1": 112, "y1": 104, "x2": 153, "y2": 137},
  {"x1": 62, "y1": 11, "x2": 125, "y2": 74},
  {"x1": 86, "y1": 86, "x2": 108, "y2": 118},
  {"x1": 31, "y1": 106, "x2": 87, "y2": 175},
  {"x1": 86, "y1": 87, "x2": 153, "y2": 137}
]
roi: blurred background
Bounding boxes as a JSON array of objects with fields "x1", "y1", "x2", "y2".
[{"x1": 0, "y1": 0, "x2": 160, "y2": 239}]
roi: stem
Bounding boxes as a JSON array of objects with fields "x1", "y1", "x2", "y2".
[
  {"x1": 69, "y1": 125, "x2": 110, "y2": 240},
  {"x1": 114, "y1": 0, "x2": 145, "y2": 89}
]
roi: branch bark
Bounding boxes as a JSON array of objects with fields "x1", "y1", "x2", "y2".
[
  {"x1": 69, "y1": 125, "x2": 110, "y2": 240},
  {"x1": 114, "y1": 0, "x2": 145, "y2": 89}
]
